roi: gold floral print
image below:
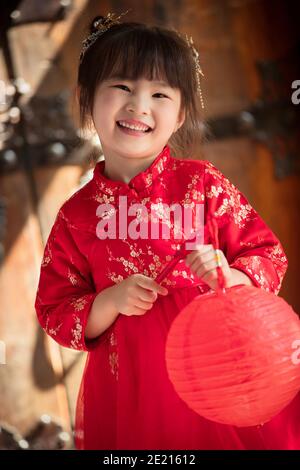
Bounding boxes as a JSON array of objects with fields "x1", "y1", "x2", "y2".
[
  {"x1": 205, "y1": 163, "x2": 254, "y2": 228},
  {"x1": 70, "y1": 296, "x2": 88, "y2": 311},
  {"x1": 45, "y1": 315, "x2": 62, "y2": 337},
  {"x1": 106, "y1": 238, "x2": 180, "y2": 285},
  {"x1": 109, "y1": 351, "x2": 119, "y2": 380},
  {"x1": 41, "y1": 213, "x2": 63, "y2": 267},
  {"x1": 231, "y1": 255, "x2": 283, "y2": 294},
  {"x1": 264, "y1": 243, "x2": 288, "y2": 268},
  {"x1": 212, "y1": 194, "x2": 253, "y2": 228},
  {"x1": 206, "y1": 185, "x2": 223, "y2": 199},
  {"x1": 58, "y1": 209, "x2": 79, "y2": 230},
  {"x1": 110, "y1": 332, "x2": 117, "y2": 346},
  {"x1": 106, "y1": 245, "x2": 142, "y2": 275},
  {"x1": 70, "y1": 314, "x2": 83, "y2": 349},
  {"x1": 145, "y1": 173, "x2": 153, "y2": 186},
  {"x1": 95, "y1": 180, "x2": 116, "y2": 196},
  {"x1": 42, "y1": 247, "x2": 52, "y2": 267},
  {"x1": 106, "y1": 271, "x2": 125, "y2": 284},
  {"x1": 182, "y1": 173, "x2": 204, "y2": 205},
  {"x1": 68, "y1": 268, "x2": 81, "y2": 286},
  {"x1": 93, "y1": 192, "x2": 115, "y2": 204},
  {"x1": 108, "y1": 329, "x2": 119, "y2": 380}
]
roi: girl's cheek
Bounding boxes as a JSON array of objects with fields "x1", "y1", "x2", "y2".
[
  {"x1": 98, "y1": 95, "x2": 113, "y2": 107},
  {"x1": 96, "y1": 90, "x2": 117, "y2": 106}
]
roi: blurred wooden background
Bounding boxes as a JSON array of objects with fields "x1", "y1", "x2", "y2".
[{"x1": 0, "y1": 0, "x2": 299, "y2": 449}]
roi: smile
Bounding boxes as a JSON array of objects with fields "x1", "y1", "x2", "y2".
[{"x1": 116, "y1": 121, "x2": 153, "y2": 136}]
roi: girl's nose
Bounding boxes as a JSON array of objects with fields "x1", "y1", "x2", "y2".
[{"x1": 125, "y1": 95, "x2": 150, "y2": 115}]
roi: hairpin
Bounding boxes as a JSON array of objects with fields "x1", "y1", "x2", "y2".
[
  {"x1": 79, "y1": 10, "x2": 131, "y2": 64},
  {"x1": 184, "y1": 34, "x2": 205, "y2": 109}
]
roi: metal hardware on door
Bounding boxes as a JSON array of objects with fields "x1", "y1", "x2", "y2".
[{"x1": 206, "y1": 45, "x2": 300, "y2": 179}]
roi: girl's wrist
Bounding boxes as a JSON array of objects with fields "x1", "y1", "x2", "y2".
[
  {"x1": 227, "y1": 268, "x2": 254, "y2": 288},
  {"x1": 101, "y1": 285, "x2": 120, "y2": 316}
]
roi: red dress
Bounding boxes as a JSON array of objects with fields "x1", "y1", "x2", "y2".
[{"x1": 35, "y1": 145, "x2": 300, "y2": 449}]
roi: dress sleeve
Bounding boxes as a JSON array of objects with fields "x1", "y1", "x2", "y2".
[
  {"x1": 35, "y1": 209, "x2": 100, "y2": 351},
  {"x1": 204, "y1": 161, "x2": 288, "y2": 294}
]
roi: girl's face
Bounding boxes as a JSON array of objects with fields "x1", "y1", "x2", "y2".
[{"x1": 92, "y1": 77, "x2": 185, "y2": 161}]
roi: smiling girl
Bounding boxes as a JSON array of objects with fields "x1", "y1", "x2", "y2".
[{"x1": 35, "y1": 12, "x2": 300, "y2": 450}]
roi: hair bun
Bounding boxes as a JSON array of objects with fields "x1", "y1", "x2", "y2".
[{"x1": 89, "y1": 16, "x2": 105, "y2": 34}]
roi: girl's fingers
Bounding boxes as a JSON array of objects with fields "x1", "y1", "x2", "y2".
[
  {"x1": 202, "y1": 267, "x2": 219, "y2": 280},
  {"x1": 191, "y1": 256, "x2": 219, "y2": 278},
  {"x1": 190, "y1": 250, "x2": 223, "y2": 277},
  {"x1": 185, "y1": 248, "x2": 231, "y2": 290},
  {"x1": 188, "y1": 249, "x2": 222, "y2": 270},
  {"x1": 136, "y1": 286, "x2": 157, "y2": 302},
  {"x1": 186, "y1": 247, "x2": 230, "y2": 291},
  {"x1": 185, "y1": 244, "x2": 214, "y2": 266},
  {"x1": 136, "y1": 275, "x2": 168, "y2": 296},
  {"x1": 131, "y1": 307, "x2": 150, "y2": 316},
  {"x1": 133, "y1": 298, "x2": 154, "y2": 310},
  {"x1": 188, "y1": 254, "x2": 202, "y2": 271}
]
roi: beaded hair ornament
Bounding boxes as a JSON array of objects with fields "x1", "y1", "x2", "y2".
[{"x1": 79, "y1": 10, "x2": 205, "y2": 109}]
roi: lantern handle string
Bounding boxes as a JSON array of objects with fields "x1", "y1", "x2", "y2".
[{"x1": 206, "y1": 215, "x2": 227, "y2": 292}]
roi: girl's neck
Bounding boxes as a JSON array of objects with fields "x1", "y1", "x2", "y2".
[{"x1": 101, "y1": 147, "x2": 164, "y2": 184}]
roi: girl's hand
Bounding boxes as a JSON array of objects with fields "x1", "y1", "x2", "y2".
[
  {"x1": 185, "y1": 244, "x2": 233, "y2": 290},
  {"x1": 112, "y1": 273, "x2": 168, "y2": 316}
]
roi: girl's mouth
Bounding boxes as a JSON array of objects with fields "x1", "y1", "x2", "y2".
[{"x1": 116, "y1": 121, "x2": 153, "y2": 136}]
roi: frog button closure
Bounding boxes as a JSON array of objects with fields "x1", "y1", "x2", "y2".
[{"x1": 128, "y1": 185, "x2": 139, "y2": 198}]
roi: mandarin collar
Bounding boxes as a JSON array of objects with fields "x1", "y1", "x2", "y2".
[{"x1": 93, "y1": 145, "x2": 171, "y2": 195}]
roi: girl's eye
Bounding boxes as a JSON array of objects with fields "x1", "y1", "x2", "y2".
[
  {"x1": 113, "y1": 85, "x2": 168, "y2": 99},
  {"x1": 153, "y1": 93, "x2": 168, "y2": 99},
  {"x1": 114, "y1": 84, "x2": 130, "y2": 91}
]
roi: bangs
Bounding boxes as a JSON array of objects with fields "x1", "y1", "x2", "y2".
[
  {"x1": 78, "y1": 23, "x2": 196, "y2": 113},
  {"x1": 93, "y1": 24, "x2": 191, "y2": 102}
]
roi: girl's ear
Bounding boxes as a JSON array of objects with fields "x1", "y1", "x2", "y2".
[{"x1": 176, "y1": 107, "x2": 186, "y2": 132}]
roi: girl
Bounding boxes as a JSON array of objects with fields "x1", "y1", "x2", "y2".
[{"x1": 35, "y1": 12, "x2": 300, "y2": 450}]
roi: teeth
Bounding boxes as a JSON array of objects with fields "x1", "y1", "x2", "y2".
[{"x1": 118, "y1": 120, "x2": 150, "y2": 132}]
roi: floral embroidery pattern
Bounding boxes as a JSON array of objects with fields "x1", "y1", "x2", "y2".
[
  {"x1": 70, "y1": 314, "x2": 83, "y2": 349},
  {"x1": 205, "y1": 163, "x2": 254, "y2": 228},
  {"x1": 68, "y1": 268, "x2": 81, "y2": 286},
  {"x1": 182, "y1": 173, "x2": 204, "y2": 205},
  {"x1": 41, "y1": 214, "x2": 63, "y2": 267},
  {"x1": 70, "y1": 296, "x2": 88, "y2": 312},
  {"x1": 264, "y1": 243, "x2": 288, "y2": 268},
  {"x1": 106, "y1": 244, "x2": 142, "y2": 275},
  {"x1": 109, "y1": 331, "x2": 118, "y2": 380},
  {"x1": 45, "y1": 315, "x2": 62, "y2": 337},
  {"x1": 106, "y1": 270, "x2": 125, "y2": 284},
  {"x1": 42, "y1": 247, "x2": 52, "y2": 267},
  {"x1": 93, "y1": 192, "x2": 115, "y2": 204},
  {"x1": 231, "y1": 255, "x2": 281, "y2": 294},
  {"x1": 206, "y1": 185, "x2": 223, "y2": 199}
]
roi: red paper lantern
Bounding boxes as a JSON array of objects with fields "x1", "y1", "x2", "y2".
[{"x1": 165, "y1": 284, "x2": 300, "y2": 427}]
